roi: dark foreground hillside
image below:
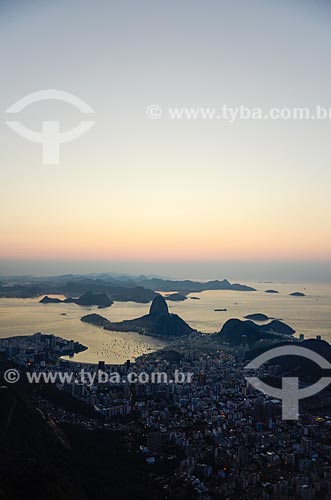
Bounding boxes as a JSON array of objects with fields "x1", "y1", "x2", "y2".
[{"x1": 0, "y1": 355, "x2": 166, "y2": 500}]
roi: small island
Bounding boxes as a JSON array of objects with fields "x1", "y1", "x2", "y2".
[
  {"x1": 289, "y1": 292, "x2": 306, "y2": 297},
  {"x1": 165, "y1": 293, "x2": 187, "y2": 302},
  {"x1": 265, "y1": 289, "x2": 279, "y2": 294},
  {"x1": 244, "y1": 313, "x2": 273, "y2": 321}
]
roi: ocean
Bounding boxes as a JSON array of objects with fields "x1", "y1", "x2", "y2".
[{"x1": 0, "y1": 281, "x2": 330, "y2": 364}]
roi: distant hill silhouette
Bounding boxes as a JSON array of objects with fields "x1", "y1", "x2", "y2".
[
  {"x1": 39, "y1": 296, "x2": 62, "y2": 304},
  {"x1": 40, "y1": 292, "x2": 113, "y2": 308},
  {"x1": 135, "y1": 277, "x2": 256, "y2": 293},
  {"x1": 0, "y1": 274, "x2": 255, "y2": 301}
]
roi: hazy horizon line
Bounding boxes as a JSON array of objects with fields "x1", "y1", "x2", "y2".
[{"x1": 0, "y1": 259, "x2": 330, "y2": 283}]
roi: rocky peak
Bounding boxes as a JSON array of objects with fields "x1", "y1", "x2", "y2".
[{"x1": 149, "y1": 295, "x2": 169, "y2": 316}]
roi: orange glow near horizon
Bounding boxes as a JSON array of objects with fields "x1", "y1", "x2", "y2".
[{"x1": 1, "y1": 212, "x2": 330, "y2": 262}]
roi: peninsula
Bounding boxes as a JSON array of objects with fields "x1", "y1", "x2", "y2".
[{"x1": 81, "y1": 295, "x2": 195, "y2": 338}]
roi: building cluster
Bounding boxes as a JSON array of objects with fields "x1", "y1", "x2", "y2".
[
  {"x1": 0, "y1": 332, "x2": 85, "y2": 366},
  {"x1": 2, "y1": 332, "x2": 331, "y2": 499}
]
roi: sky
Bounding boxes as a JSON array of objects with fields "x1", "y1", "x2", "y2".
[{"x1": 0, "y1": 0, "x2": 330, "y2": 281}]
